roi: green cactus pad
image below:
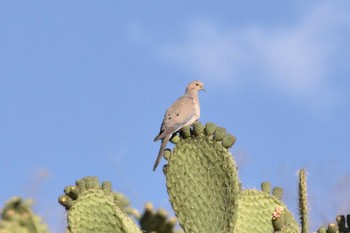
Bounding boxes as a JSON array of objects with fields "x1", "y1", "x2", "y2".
[
  {"x1": 234, "y1": 190, "x2": 299, "y2": 233},
  {"x1": 139, "y1": 203, "x2": 177, "y2": 233},
  {"x1": 0, "y1": 197, "x2": 49, "y2": 233},
  {"x1": 165, "y1": 123, "x2": 240, "y2": 233},
  {"x1": 59, "y1": 177, "x2": 142, "y2": 233}
]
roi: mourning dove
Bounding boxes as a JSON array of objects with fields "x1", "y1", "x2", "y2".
[{"x1": 153, "y1": 80, "x2": 205, "y2": 171}]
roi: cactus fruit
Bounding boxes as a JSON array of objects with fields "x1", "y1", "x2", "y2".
[
  {"x1": 0, "y1": 197, "x2": 49, "y2": 233},
  {"x1": 164, "y1": 122, "x2": 299, "y2": 233},
  {"x1": 58, "y1": 176, "x2": 142, "y2": 233}
]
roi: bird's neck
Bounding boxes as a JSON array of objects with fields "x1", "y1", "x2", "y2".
[{"x1": 185, "y1": 89, "x2": 199, "y2": 99}]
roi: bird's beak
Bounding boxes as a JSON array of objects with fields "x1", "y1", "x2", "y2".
[{"x1": 202, "y1": 87, "x2": 206, "y2": 92}]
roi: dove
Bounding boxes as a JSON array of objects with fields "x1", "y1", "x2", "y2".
[{"x1": 153, "y1": 80, "x2": 205, "y2": 171}]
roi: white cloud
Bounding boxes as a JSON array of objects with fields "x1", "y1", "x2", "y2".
[{"x1": 158, "y1": 2, "x2": 349, "y2": 106}]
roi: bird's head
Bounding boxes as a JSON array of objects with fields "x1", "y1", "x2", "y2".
[{"x1": 186, "y1": 80, "x2": 205, "y2": 93}]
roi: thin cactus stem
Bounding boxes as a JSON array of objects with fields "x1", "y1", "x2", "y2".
[{"x1": 299, "y1": 169, "x2": 309, "y2": 233}]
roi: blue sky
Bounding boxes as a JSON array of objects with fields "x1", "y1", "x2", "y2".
[{"x1": 1, "y1": 1, "x2": 349, "y2": 232}]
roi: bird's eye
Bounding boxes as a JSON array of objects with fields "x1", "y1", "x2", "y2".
[{"x1": 196, "y1": 83, "x2": 199, "y2": 86}]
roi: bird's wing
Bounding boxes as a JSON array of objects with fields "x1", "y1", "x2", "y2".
[{"x1": 154, "y1": 95, "x2": 196, "y2": 141}]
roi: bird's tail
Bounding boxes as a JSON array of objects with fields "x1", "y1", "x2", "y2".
[
  {"x1": 153, "y1": 134, "x2": 161, "y2": 142},
  {"x1": 153, "y1": 134, "x2": 171, "y2": 171}
]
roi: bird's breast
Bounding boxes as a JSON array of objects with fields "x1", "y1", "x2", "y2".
[{"x1": 193, "y1": 97, "x2": 200, "y2": 118}]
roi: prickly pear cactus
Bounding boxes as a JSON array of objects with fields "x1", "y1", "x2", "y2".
[
  {"x1": 0, "y1": 197, "x2": 49, "y2": 233},
  {"x1": 165, "y1": 122, "x2": 239, "y2": 233},
  {"x1": 164, "y1": 122, "x2": 299, "y2": 233},
  {"x1": 58, "y1": 176, "x2": 142, "y2": 233},
  {"x1": 139, "y1": 202, "x2": 182, "y2": 233},
  {"x1": 336, "y1": 214, "x2": 350, "y2": 233},
  {"x1": 237, "y1": 187, "x2": 299, "y2": 233},
  {"x1": 317, "y1": 223, "x2": 339, "y2": 233},
  {"x1": 317, "y1": 214, "x2": 350, "y2": 233}
]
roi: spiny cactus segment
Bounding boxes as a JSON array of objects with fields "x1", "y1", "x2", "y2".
[
  {"x1": 2, "y1": 120, "x2": 345, "y2": 233},
  {"x1": 58, "y1": 176, "x2": 142, "y2": 233},
  {"x1": 237, "y1": 186, "x2": 299, "y2": 233},
  {"x1": 139, "y1": 202, "x2": 181, "y2": 233},
  {"x1": 164, "y1": 122, "x2": 300, "y2": 233},
  {"x1": 336, "y1": 215, "x2": 350, "y2": 233},
  {"x1": 317, "y1": 214, "x2": 350, "y2": 233},
  {"x1": 0, "y1": 197, "x2": 49, "y2": 233},
  {"x1": 298, "y1": 169, "x2": 309, "y2": 233},
  {"x1": 327, "y1": 223, "x2": 339, "y2": 233},
  {"x1": 273, "y1": 187, "x2": 284, "y2": 200},
  {"x1": 165, "y1": 121, "x2": 239, "y2": 233}
]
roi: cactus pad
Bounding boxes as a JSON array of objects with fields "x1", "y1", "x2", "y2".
[
  {"x1": 165, "y1": 122, "x2": 239, "y2": 233},
  {"x1": 164, "y1": 122, "x2": 300, "y2": 233},
  {"x1": 139, "y1": 202, "x2": 178, "y2": 233},
  {"x1": 0, "y1": 197, "x2": 49, "y2": 233},
  {"x1": 59, "y1": 176, "x2": 142, "y2": 233},
  {"x1": 235, "y1": 189, "x2": 299, "y2": 233}
]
